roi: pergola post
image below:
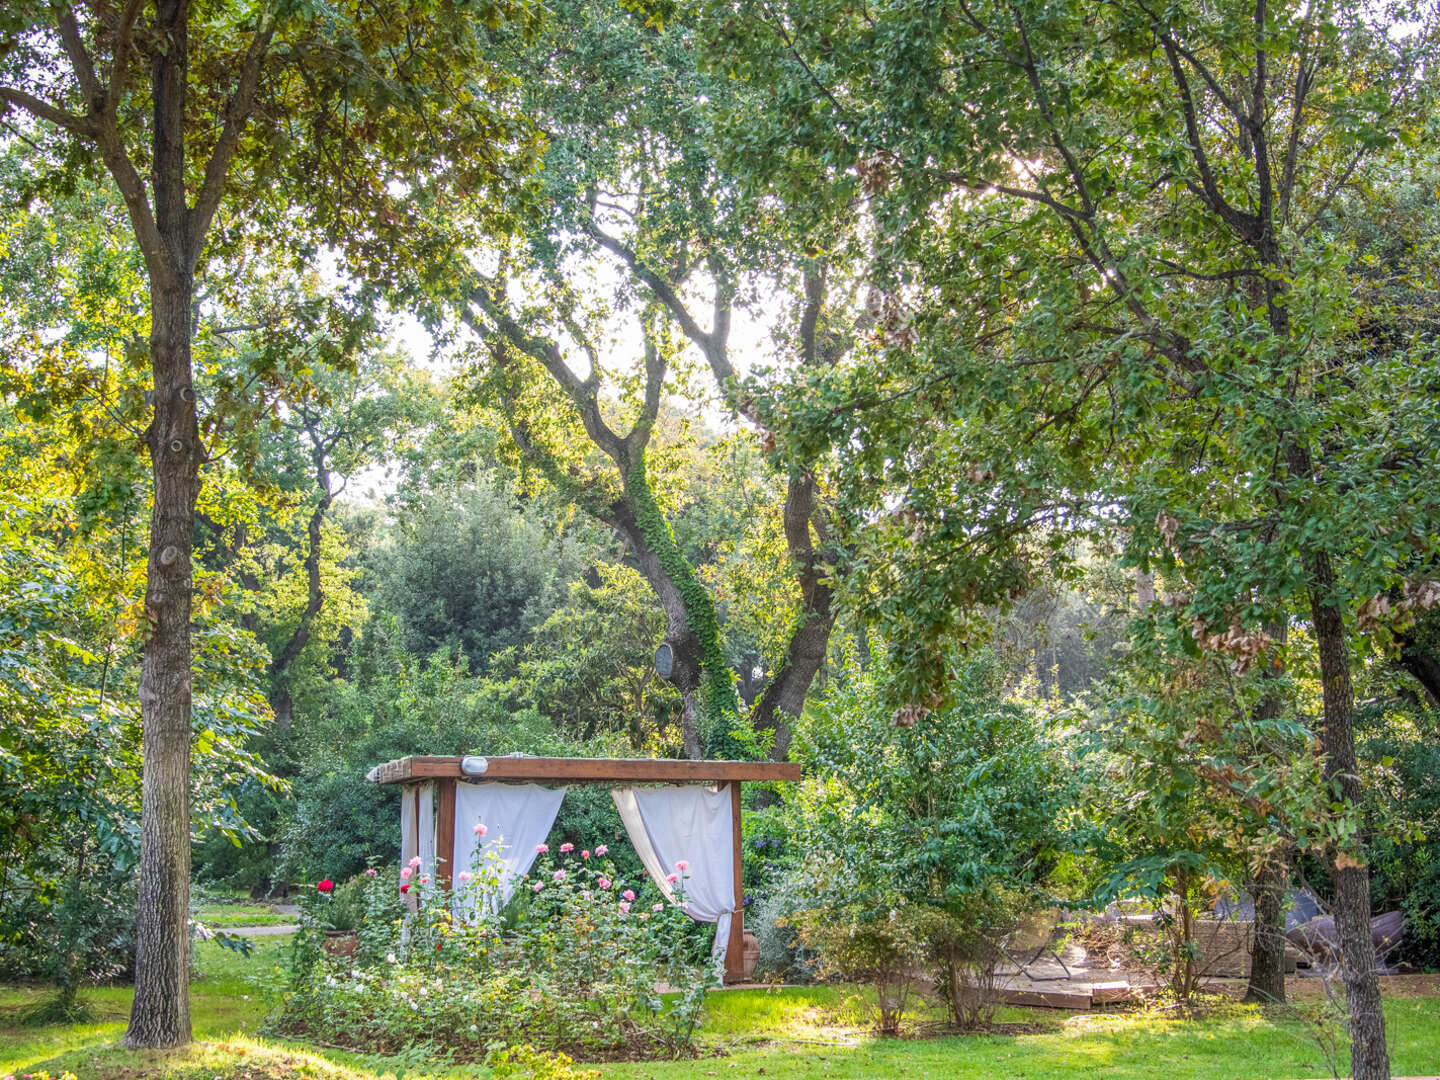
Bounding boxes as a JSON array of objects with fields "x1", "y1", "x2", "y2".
[
  {"x1": 435, "y1": 778, "x2": 457, "y2": 891},
  {"x1": 725, "y1": 778, "x2": 746, "y2": 984}
]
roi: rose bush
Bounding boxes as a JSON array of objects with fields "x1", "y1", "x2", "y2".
[{"x1": 272, "y1": 845, "x2": 717, "y2": 1060}]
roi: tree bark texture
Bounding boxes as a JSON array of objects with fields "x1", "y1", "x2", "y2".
[
  {"x1": 1307, "y1": 548, "x2": 1390, "y2": 1080},
  {"x1": 749, "y1": 471, "x2": 834, "y2": 761},
  {"x1": 1245, "y1": 858, "x2": 1288, "y2": 1004},
  {"x1": 126, "y1": 278, "x2": 201, "y2": 1049}
]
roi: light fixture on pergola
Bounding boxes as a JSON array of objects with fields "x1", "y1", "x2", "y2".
[{"x1": 369, "y1": 755, "x2": 801, "y2": 983}]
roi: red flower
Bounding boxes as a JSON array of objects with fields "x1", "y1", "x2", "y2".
[
  {"x1": 400, "y1": 883, "x2": 410, "y2": 893},
  {"x1": 436, "y1": 941, "x2": 443, "y2": 951},
  {"x1": 317, "y1": 879, "x2": 335, "y2": 893}
]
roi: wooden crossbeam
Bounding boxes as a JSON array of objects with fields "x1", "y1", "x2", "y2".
[{"x1": 369, "y1": 755, "x2": 801, "y2": 785}]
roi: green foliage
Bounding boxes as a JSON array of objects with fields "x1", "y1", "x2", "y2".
[{"x1": 373, "y1": 482, "x2": 594, "y2": 674}]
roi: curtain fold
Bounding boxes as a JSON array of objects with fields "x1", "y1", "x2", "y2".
[
  {"x1": 399, "y1": 782, "x2": 434, "y2": 911},
  {"x1": 452, "y1": 781, "x2": 567, "y2": 916},
  {"x1": 612, "y1": 784, "x2": 737, "y2": 966}
]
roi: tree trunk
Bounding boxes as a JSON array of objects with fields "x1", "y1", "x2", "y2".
[
  {"x1": 125, "y1": 278, "x2": 200, "y2": 1049},
  {"x1": 1245, "y1": 857, "x2": 1288, "y2": 1004},
  {"x1": 268, "y1": 457, "x2": 333, "y2": 730},
  {"x1": 1245, "y1": 620, "x2": 1289, "y2": 1005},
  {"x1": 608, "y1": 497, "x2": 707, "y2": 759},
  {"x1": 1307, "y1": 549, "x2": 1389, "y2": 1080},
  {"x1": 750, "y1": 472, "x2": 834, "y2": 760}
]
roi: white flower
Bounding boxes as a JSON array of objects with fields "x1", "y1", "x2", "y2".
[{"x1": 386, "y1": 952, "x2": 397, "y2": 964}]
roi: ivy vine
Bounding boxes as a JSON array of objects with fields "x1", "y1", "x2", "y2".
[{"x1": 624, "y1": 455, "x2": 750, "y2": 758}]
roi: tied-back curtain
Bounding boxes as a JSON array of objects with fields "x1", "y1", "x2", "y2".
[
  {"x1": 452, "y1": 782, "x2": 567, "y2": 916},
  {"x1": 612, "y1": 785, "x2": 736, "y2": 965},
  {"x1": 399, "y1": 782, "x2": 434, "y2": 910}
]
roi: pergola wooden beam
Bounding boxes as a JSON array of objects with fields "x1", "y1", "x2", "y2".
[
  {"x1": 369, "y1": 755, "x2": 802, "y2": 785},
  {"x1": 369, "y1": 754, "x2": 801, "y2": 984}
]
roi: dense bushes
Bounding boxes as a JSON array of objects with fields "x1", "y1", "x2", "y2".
[
  {"x1": 274, "y1": 848, "x2": 716, "y2": 1060},
  {"x1": 773, "y1": 651, "x2": 1074, "y2": 1031}
]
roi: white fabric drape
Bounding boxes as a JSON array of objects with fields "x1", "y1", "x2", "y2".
[
  {"x1": 399, "y1": 782, "x2": 434, "y2": 912},
  {"x1": 612, "y1": 785, "x2": 737, "y2": 966},
  {"x1": 452, "y1": 782, "x2": 567, "y2": 916}
]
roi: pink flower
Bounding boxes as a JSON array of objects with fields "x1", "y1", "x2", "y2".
[
  {"x1": 666, "y1": 873, "x2": 678, "y2": 883},
  {"x1": 560, "y1": 843, "x2": 574, "y2": 853},
  {"x1": 365, "y1": 868, "x2": 379, "y2": 877},
  {"x1": 652, "y1": 903, "x2": 664, "y2": 911},
  {"x1": 598, "y1": 877, "x2": 612, "y2": 890},
  {"x1": 419, "y1": 875, "x2": 430, "y2": 885},
  {"x1": 595, "y1": 845, "x2": 609, "y2": 856},
  {"x1": 552, "y1": 870, "x2": 566, "y2": 883},
  {"x1": 581, "y1": 850, "x2": 591, "y2": 859},
  {"x1": 533, "y1": 881, "x2": 544, "y2": 892},
  {"x1": 409, "y1": 856, "x2": 422, "y2": 868},
  {"x1": 618, "y1": 901, "x2": 631, "y2": 914},
  {"x1": 535, "y1": 843, "x2": 549, "y2": 854},
  {"x1": 622, "y1": 890, "x2": 635, "y2": 902},
  {"x1": 458, "y1": 871, "x2": 473, "y2": 884},
  {"x1": 400, "y1": 866, "x2": 412, "y2": 881},
  {"x1": 675, "y1": 860, "x2": 689, "y2": 872},
  {"x1": 474, "y1": 823, "x2": 487, "y2": 836}
]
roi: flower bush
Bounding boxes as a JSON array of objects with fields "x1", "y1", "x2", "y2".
[{"x1": 272, "y1": 844, "x2": 717, "y2": 1060}]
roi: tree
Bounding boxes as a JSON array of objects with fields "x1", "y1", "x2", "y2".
[
  {"x1": 709, "y1": 1, "x2": 1438, "y2": 1071},
  {"x1": 0, "y1": 0, "x2": 532, "y2": 1046}
]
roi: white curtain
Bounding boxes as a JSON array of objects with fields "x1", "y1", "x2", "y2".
[
  {"x1": 612, "y1": 785, "x2": 737, "y2": 966},
  {"x1": 452, "y1": 782, "x2": 567, "y2": 916},
  {"x1": 399, "y1": 782, "x2": 434, "y2": 911}
]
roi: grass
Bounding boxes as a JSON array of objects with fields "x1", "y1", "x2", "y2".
[
  {"x1": 194, "y1": 890, "x2": 294, "y2": 929},
  {"x1": 5, "y1": 942, "x2": 1440, "y2": 1080}
]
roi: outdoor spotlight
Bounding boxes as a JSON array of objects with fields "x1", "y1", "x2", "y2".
[{"x1": 461, "y1": 756, "x2": 489, "y2": 777}]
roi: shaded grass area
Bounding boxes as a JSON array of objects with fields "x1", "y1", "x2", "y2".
[
  {"x1": 5, "y1": 945, "x2": 1440, "y2": 1079},
  {"x1": 195, "y1": 890, "x2": 293, "y2": 928}
]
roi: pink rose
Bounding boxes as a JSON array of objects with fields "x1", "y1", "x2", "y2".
[
  {"x1": 532, "y1": 881, "x2": 544, "y2": 892},
  {"x1": 560, "y1": 843, "x2": 574, "y2": 853},
  {"x1": 458, "y1": 871, "x2": 473, "y2": 884},
  {"x1": 408, "y1": 856, "x2": 423, "y2": 868},
  {"x1": 419, "y1": 875, "x2": 430, "y2": 885},
  {"x1": 666, "y1": 873, "x2": 678, "y2": 883},
  {"x1": 553, "y1": 870, "x2": 566, "y2": 883},
  {"x1": 652, "y1": 903, "x2": 664, "y2": 911},
  {"x1": 535, "y1": 843, "x2": 549, "y2": 854},
  {"x1": 400, "y1": 866, "x2": 412, "y2": 880},
  {"x1": 598, "y1": 877, "x2": 612, "y2": 890},
  {"x1": 365, "y1": 868, "x2": 379, "y2": 877},
  {"x1": 474, "y1": 823, "x2": 487, "y2": 836},
  {"x1": 581, "y1": 850, "x2": 591, "y2": 859},
  {"x1": 618, "y1": 901, "x2": 631, "y2": 914},
  {"x1": 675, "y1": 860, "x2": 689, "y2": 872},
  {"x1": 595, "y1": 845, "x2": 609, "y2": 856},
  {"x1": 622, "y1": 890, "x2": 635, "y2": 902}
]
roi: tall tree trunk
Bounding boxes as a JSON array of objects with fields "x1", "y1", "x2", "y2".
[
  {"x1": 126, "y1": 0, "x2": 198, "y2": 1047},
  {"x1": 126, "y1": 278, "x2": 200, "y2": 1049},
  {"x1": 750, "y1": 472, "x2": 834, "y2": 761},
  {"x1": 1245, "y1": 857, "x2": 1288, "y2": 1004},
  {"x1": 1307, "y1": 548, "x2": 1389, "y2": 1080}
]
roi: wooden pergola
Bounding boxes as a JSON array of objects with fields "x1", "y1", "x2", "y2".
[{"x1": 370, "y1": 755, "x2": 801, "y2": 982}]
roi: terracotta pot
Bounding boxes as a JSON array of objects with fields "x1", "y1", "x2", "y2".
[
  {"x1": 741, "y1": 930, "x2": 760, "y2": 981},
  {"x1": 323, "y1": 930, "x2": 358, "y2": 957}
]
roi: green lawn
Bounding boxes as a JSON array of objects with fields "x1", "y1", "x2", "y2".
[
  {"x1": 194, "y1": 890, "x2": 294, "y2": 928},
  {"x1": 4, "y1": 942, "x2": 1440, "y2": 1080}
]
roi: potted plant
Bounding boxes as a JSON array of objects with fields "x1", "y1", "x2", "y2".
[{"x1": 309, "y1": 875, "x2": 367, "y2": 956}]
